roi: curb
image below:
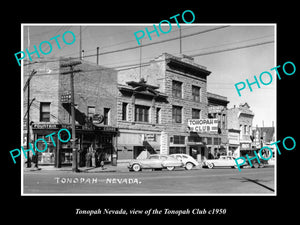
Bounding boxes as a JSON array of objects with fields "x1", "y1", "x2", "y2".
[{"x1": 23, "y1": 165, "x2": 129, "y2": 173}]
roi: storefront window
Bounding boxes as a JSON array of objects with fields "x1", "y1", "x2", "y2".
[
  {"x1": 36, "y1": 134, "x2": 55, "y2": 164},
  {"x1": 213, "y1": 137, "x2": 221, "y2": 145},
  {"x1": 169, "y1": 147, "x2": 186, "y2": 154},
  {"x1": 207, "y1": 137, "x2": 212, "y2": 145},
  {"x1": 173, "y1": 135, "x2": 185, "y2": 144}
]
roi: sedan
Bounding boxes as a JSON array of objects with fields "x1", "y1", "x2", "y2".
[
  {"x1": 202, "y1": 155, "x2": 243, "y2": 169},
  {"x1": 128, "y1": 154, "x2": 183, "y2": 172},
  {"x1": 170, "y1": 154, "x2": 199, "y2": 170}
]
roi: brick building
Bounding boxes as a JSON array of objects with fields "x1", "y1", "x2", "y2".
[
  {"x1": 116, "y1": 53, "x2": 225, "y2": 163},
  {"x1": 227, "y1": 103, "x2": 255, "y2": 157},
  {"x1": 207, "y1": 92, "x2": 229, "y2": 158},
  {"x1": 23, "y1": 57, "x2": 118, "y2": 167}
]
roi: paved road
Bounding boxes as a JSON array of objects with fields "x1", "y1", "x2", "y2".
[{"x1": 23, "y1": 167, "x2": 275, "y2": 195}]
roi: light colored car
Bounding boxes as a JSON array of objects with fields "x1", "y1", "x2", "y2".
[
  {"x1": 128, "y1": 154, "x2": 183, "y2": 172},
  {"x1": 202, "y1": 155, "x2": 243, "y2": 169},
  {"x1": 170, "y1": 153, "x2": 199, "y2": 170}
]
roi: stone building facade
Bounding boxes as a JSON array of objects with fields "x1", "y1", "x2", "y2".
[{"x1": 116, "y1": 53, "x2": 225, "y2": 162}]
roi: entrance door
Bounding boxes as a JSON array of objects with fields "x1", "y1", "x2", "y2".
[
  {"x1": 189, "y1": 146, "x2": 198, "y2": 160},
  {"x1": 200, "y1": 147, "x2": 206, "y2": 161}
]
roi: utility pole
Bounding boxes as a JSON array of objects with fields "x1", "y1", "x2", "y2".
[
  {"x1": 24, "y1": 70, "x2": 37, "y2": 168},
  {"x1": 61, "y1": 60, "x2": 82, "y2": 172},
  {"x1": 139, "y1": 39, "x2": 142, "y2": 79},
  {"x1": 179, "y1": 27, "x2": 182, "y2": 54},
  {"x1": 96, "y1": 47, "x2": 99, "y2": 65},
  {"x1": 79, "y1": 26, "x2": 82, "y2": 60}
]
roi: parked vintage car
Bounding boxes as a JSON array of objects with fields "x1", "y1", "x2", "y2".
[
  {"x1": 170, "y1": 153, "x2": 199, "y2": 170},
  {"x1": 202, "y1": 155, "x2": 244, "y2": 169},
  {"x1": 128, "y1": 154, "x2": 183, "y2": 172}
]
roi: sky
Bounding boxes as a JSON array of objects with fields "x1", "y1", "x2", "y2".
[{"x1": 22, "y1": 24, "x2": 276, "y2": 128}]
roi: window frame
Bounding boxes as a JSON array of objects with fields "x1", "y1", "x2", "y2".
[
  {"x1": 172, "y1": 105, "x2": 182, "y2": 123},
  {"x1": 192, "y1": 85, "x2": 201, "y2": 102},
  {"x1": 192, "y1": 108, "x2": 201, "y2": 119},
  {"x1": 103, "y1": 108, "x2": 110, "y2": 125},
  {"x1": 122, "y1": 102, "x2": 128, "y2": 121},
  {"x1": 135, "y1": 105, "x2": 150, "y2": 123},
  {"x1": 40, "y1": 102, "x2": 51, "y2": 122},
  {"x1": 172, "y1": 80, "x2": 182, "y2": 98}
]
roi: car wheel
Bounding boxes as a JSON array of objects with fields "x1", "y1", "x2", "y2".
[
  {"x1": 132, "y1": 164, "x2": 141, "y2": 172},
  {"x1": 253, "y1": 163, "x2": 259, "y2": 168},
  {"x1": 166, "y1": 166, "x2": 175, "y2": 171},
  {"x1": 185, "y1": 162, "x2": 194, "y2": 170},
  {"x1": 207, "y1": 162, "x2": 214, "y2": 169}
]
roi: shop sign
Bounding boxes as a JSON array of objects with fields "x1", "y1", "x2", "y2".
[
  {"x1": 32, "y1": 123, "x2": 60, "y2": 129},
  {"x1": 187, "y1": 119, "x2": 219, "y2": 133},
  {"x1": 95, "y1": 126, "x2": 117, "y2": 132},
  {"x1": 92, "y1": 114, "x2": 104, "y2": 124},
  {"x1": 240, "y1": 143, "x2": 251, "y2": 149},
  {"x1": 208, "y1": 106, "x2": 224, "y2": 113},
  {"x1": 228, "y1": 132, "x2": 239, "y2": 145}
]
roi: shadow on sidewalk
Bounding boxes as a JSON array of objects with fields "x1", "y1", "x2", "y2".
[{"x1": 231, "y1": 177, "x2": 274, "y2": 192}]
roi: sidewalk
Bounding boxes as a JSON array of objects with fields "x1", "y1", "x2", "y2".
[{"x1": 23, "y1": 162, "x2": 129, "y2": 173}]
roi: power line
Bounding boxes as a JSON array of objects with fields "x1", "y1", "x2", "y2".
[
  {"x1": 23, "y1": 26, "x2": 230, "y2": 66},
  {"x1": 23, "y1": 38, "x2": 275, "y2": 79},
  {"x1": 189, "y1": 40, "x2": 274, "y2": 58},
  {"x1": 85, "y1": 26, "x2": 231, "y2": 59}
]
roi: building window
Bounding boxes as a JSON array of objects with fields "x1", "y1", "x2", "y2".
[
  {"x1": 122, "y1": 103, "x2": 128, "y2": 121},
  {"x1": 40, "y1": 102, "x2": 50, "y2": 122},
  {"x1": 244, "y1": 125, "x2": 247, "y2": 135},
  {"x1": 207, "y1": 137, "x2": 212, "y2": 145},
  {"x1": 104, "y1": 108, "x2": 110, "y2": 125},
  {"x1": 213, "y1": 137, "x2": 221, "y2": 145},
  {"x1": 173, "y1": 135, "x2": 185, "y2": 144},
  {"x1": 192, "y1": 85, "x2": 200, "y2": 102},
  {"x1": 222, "y1": 114, "x2": 226, "y2": 129},
  {"x1": 135, "y1": 105, "x2": 149, "y2": 123},
  {"x1": 87, "y1": 106, "x2": 95, "y2": 118},
  {"x1": 156, "y1": 107, "x2": 161, "y2": 124},
  {"x1": 169, "y1": 147, "x2": 186, "y2": 154},
  {"x1": 172, "y1": 80, "x2": 182, "y2": 98},
  {"x1": 192, "y1": 108, "x2": 201, "y2": 119},
  {"x1": 172, "y1": 105, "x2": 182, "y2": 123},
  {"x1": 188, "y1": 135, "x2": 202, "y2": 142}
]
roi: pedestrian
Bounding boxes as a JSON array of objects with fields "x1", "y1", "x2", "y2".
[
  {"x1": 85, "y1": 151, "x2": 91, "y2": 167},
  {"x1": 98, "y1": 151, "x2": 105, "y2": 170},
  {"x1": 95, "y1": 149, "x2": 100, "y2": 167},
  {"x1": 31, "y1": 153, "x2": 40, "y2": 170}
]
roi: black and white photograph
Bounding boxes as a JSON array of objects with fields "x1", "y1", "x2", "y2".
[{"x1": 20, "y1": 24, "x2": 277, "y2": 195}]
